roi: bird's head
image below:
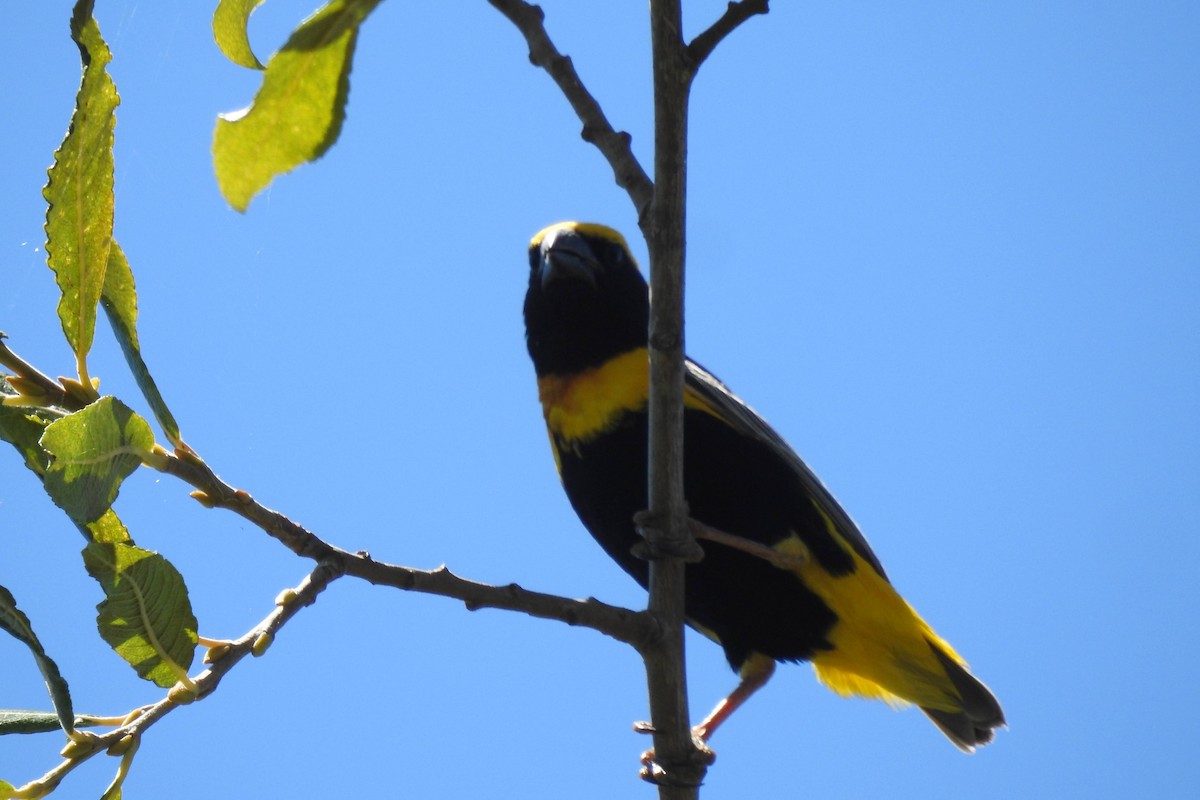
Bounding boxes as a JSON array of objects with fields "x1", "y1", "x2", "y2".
[{"x1": 523, "y1": 222, "x2": 649, "y2": 377}]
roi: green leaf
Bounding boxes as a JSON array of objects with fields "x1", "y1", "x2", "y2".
[
  {"x1": 0, "y1": 779, "x2": 12, "y2": 794},
  {"x1": 87, "y1": 508, "x2": 133, "y2": 545},
  {"x1": 100, "y1": 242, "x2": 183, "y2": 447},
  {"x1": 213, "y1": 0, "x2": 268, "y2": 69},
  {"x1": 44, "y1": 0, "x2": 119, "y2": 364},
  {"x1": 0, "y1": 405, "x2": 54, "y2": 476},
  {"x1": 40, "y1": 397, "x2": 154, "y2": 525},
  {"x1": 83, "y1": 541, "x2": 198, "y2": 688},
  {"x1": 1, "y1": 407, "x2": 135, "y2": 544},
  {"x1": 0, "y1": 586, "x2": 76, "y2": 734},
  {"x1": 213, "y1": 0, "x2": 383, "y2": 211}
]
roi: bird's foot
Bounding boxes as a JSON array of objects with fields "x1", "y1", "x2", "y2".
[
  {"x1": 633, "y1": 721, "x2": 715, "y2": 786},
  {"x1": 631, "y1": 510, "x2": 705, "y2": 562}
]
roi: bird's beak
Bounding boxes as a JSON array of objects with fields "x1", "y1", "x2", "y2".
[{"x1": 539, "y1": 228, "x2": 600, "y2": 291}]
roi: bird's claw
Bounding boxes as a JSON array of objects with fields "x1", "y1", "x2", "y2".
[{"x1": 634, "y1": 723, "x2": 716, "y2": 786}]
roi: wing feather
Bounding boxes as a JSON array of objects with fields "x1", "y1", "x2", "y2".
[{"x1": 683, "y1": 359, "x2": 890, "y2": 580}]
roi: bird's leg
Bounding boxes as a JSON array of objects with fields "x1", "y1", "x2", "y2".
[
  {"x1": 636, "y1": 653, "x2": 776, "y2": 780},
  {"x1": 693, "y1": 653, "x2": 776, "y2": 742}
]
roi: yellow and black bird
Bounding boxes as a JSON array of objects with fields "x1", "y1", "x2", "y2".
[{"x1": 523, "y1": 221, "x2": 1004, "y2": 751}]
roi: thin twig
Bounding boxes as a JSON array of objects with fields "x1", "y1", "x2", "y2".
[
  {"x1": 10, "y1": 562, "x2": 343, "y2": 800},
  {"x1": 160, "y1": 449, "x2": 334, "y2": 560},
  {"x1": 685, "y1": 1, "x2": 769, "y2": 73},
  {"x1": 487, "y1": 0, "x2": 655, "y2": 223}
]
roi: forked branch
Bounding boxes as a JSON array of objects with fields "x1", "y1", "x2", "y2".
[{"x1": 686, "y1": 1, "x2": 770, "y2": 73}]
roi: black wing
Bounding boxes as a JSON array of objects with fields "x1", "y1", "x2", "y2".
[{"x1": 683, "y1": 359, "x2": 890, "y2": 580}]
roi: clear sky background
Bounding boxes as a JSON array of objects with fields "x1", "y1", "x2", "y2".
[{"x1": 3, "y1": 1, "x2": 1198, "y2": 798}]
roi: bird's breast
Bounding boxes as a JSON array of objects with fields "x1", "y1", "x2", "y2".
[{"x1": 537, "y1": 348, "x2": 650, "y2": 445}]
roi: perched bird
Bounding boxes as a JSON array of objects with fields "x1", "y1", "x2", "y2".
[{"x1": 523, "y1": 221, "x2": 1005, "y2": 751}]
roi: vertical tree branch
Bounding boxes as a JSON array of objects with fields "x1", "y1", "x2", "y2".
[
  {"x1": 640, "y1": 1, "x2": 707, "y2": 796},
  {"x1": 490, "y1": 2, "x2": 770, "y2": 793}
]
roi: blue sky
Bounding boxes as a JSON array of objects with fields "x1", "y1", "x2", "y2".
[{"x1": 3, "y1": 1, "x2": 1198, "y2": 797}]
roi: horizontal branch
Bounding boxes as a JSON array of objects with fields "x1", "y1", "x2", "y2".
[
  {"x1": 488, "y1": 0, "x2": 655, "y2": 222},
  {"x1": 159, "y1": 448, "x2": 658, "y2": 649},
  {"x1": 344, "y1": 557, "x2": 657, "y2": 647}
]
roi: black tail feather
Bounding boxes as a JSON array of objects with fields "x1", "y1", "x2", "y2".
[{"x1": 922, "y1": 640, "x2": 1006, "y2": 752}]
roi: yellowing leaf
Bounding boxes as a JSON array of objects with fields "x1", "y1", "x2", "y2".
[
  {"x1": 213, "y1": 0, "x2": 269, "y2": 69},
  {"x1": 213, "y1": 0, "x2": 383, "y2": 211},
  {"x1": 44, "y1": 0, "x2": 119, "y2": 366}
]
